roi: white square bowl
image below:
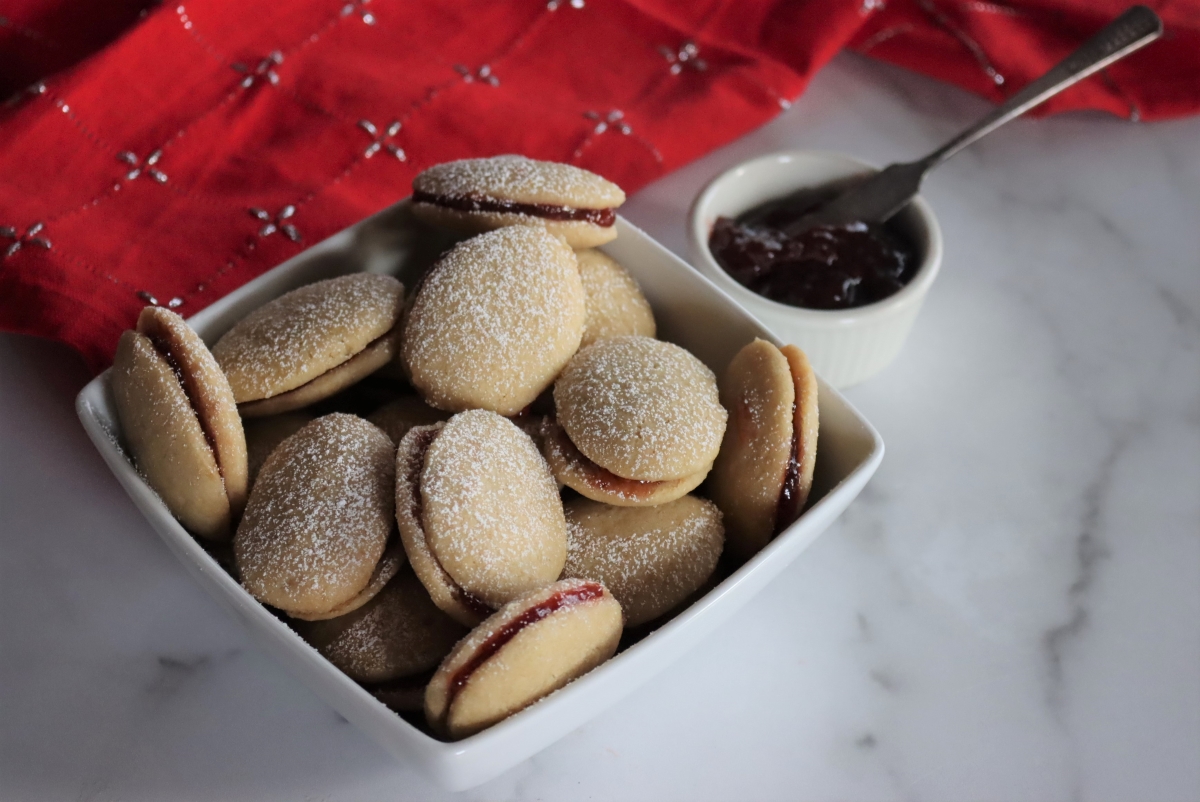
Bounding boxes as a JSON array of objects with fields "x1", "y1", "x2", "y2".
[{"x1": 75, "y1": 201, "x2": 884, "y2": 791}]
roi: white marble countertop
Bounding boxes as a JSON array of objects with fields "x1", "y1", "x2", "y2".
[{"x1": 2, "y1": 53, "x2": 1198, "y2": 801}]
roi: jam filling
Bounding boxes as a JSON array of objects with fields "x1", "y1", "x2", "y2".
[
  {"x1": 773, "y1": 401, "x2": 803, "y2": 537},
  {"x1": 147, "y1": 334, "x2": 223, "y2": 480},
  {"x1": 407, "y1": 427, "x2": 493, "y2": 619},
  {"x1": 413, "y1": 190, "x2": 616, "y2": 227},
  {"x1": 707, "y1": 178, "x2": 918, "y2": 310},
  {"x1": 546, "y1": 420, "x2": 665, "y2": 500},
  {"x1": 445, "y1": 582, "x2": 606, "y2": 708}
]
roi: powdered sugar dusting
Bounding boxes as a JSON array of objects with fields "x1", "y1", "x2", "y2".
[
  {"x1": 308, "y1": 570, "x2": 466, "y2": 683},
  {"x1": 235, "y1": 413, "x2": 395, "y2": 614},
  {"x1": 707, "y1": 339, "x2": 797, "y2": 555},
  {"x1": 421, "y1": 410, "x2": 567, "y2": 606},
  {"x1": 402, "y1": 227, "x2": 585, "y2": 415},
  {"x1": 111, "y1": 330, "x2": 230, "y2": 539},
  {"x1": 394, "y1": 422, "x2": 490, "y2": 625},
  {"x1": 724, "y1": 357, "x2": 790, "y2": 488},
  {"x1": 576, "y1": 249, "x2": 656, "y2": 347},
  {"x1": 138, "y1": 307, "x2": 246, "y2": 508},
  {"x1": 213, "y1": 274, "x2": 403, "y2": 402},
  {"x1": 555, "y1": 335, "x2": 726, "y2": 481},
  {"x1": 414, "y1": 155, "x2": 625, "y2": 209},
  {"x1": 563, "y1": 497, "x2": 723, "y2": 626}
]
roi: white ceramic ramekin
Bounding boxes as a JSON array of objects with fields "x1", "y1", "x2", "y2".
[{"x1": 688, "y1": 151, "x2": 943, "y2": 388}]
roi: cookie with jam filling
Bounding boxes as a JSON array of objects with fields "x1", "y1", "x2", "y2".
[
  {"x1": 546, "y1": 335, "x2": 726, "y2": 507},
  {"x1": 212, "y1": 273, "x2": 404, "y2": 418},
  {"x1": 707, "y1": 338, "x2": 819, "y2": 562},
  {"x1": 111, "y1": 306, "x2": 248, "y2": 541},
  {"x1": 424, "y1": 578, "x2": 622, "y2": 740},
  {"x1": 411, "y1": 155, "x2": 625, "y2": 248},
  {"x1": 395, "y1": 410, "x2": 567, "y2": 627}
]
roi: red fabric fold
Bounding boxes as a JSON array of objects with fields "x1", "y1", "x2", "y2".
[{"x1": 1, "y1": 0, "x2": 1196, "y2": 372}]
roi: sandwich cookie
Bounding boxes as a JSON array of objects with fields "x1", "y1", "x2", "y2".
[
  {"x1": 539, "y1": 417, "x2": 707, "y2": 506},
  {"x1": 396, "y1": 410, "x2": 568, "y2": 627},
  {"x1": 111, "y1": 306, "x2": 248, "y2": 541},
  {"x1": 575, "y1": 248, "x2": 656, "y2": 348},
  {"x1": 402, "y1": 227, "x2": 585, "y2": 416},
  {"x1": 561, "y1": 496, "x2": 724, "y2": 627},
  {"x1": 547, "y1": 335, "x2": 726, "y2": 506},
  {"x1": 411, "y1": 155, "x2": 625, "y2": 248},
  {"x1": 296, "y1": 568, "x2": 467, "y2": 684},
  {"x1": 212, "y1": 273, "x2": 404, "y2": 418},
  {"x1": 235, "y1": 414, "x2": 397, "y2": 618},
  {"x1": 707, "y1": 339, "x2": 819, "y2": 562},
  {"x1": 425, "y1": 578, "x2": 622, "y2": 739},
  {"x1": 366, "y1": 395, "x2": 449, "y2": 445}
]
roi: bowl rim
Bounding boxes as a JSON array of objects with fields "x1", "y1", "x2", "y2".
[{"x1": 687, "y1": 149, "x2": 943, "y2": 325}]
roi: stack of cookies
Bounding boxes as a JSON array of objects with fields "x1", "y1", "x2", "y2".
[{"x1": 109, "y1": 155, "x2": 818, "y2": 740}]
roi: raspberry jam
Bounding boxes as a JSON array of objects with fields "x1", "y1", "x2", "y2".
[
  {"x1": 446, "y1": 583, "x2": 605, "y2": 706},
  {"x1": 708, "y1": 181, "x2": 918, "y2": 310},
  {"x1": 413, "y1": 191, "x2": 615, "y2": 226}
]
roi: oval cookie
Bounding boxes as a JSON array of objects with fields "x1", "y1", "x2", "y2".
[
  {"x1": 397, "y1": 411, "x2": 568, "y2": 625},
  {"x1": 212, "y1": 273, "x2": 404, "y2": 416},
  {"x1": 111, "y1": 307, "x2": 248, "y2": 540},
  {"x1": 402, "y1": 227, "x2": 585, "y2": 416},
  {"x1": 425, "y1": 578, "x2": 622, "y2": 739},
  {"x1": 235, "y1": 414, "x2": 395, "y2": 616},
  {"x1": 575, "y1": 248, "x2": 655, "y2": 347},
  {"x1": 412, "y1": 155, "x2": 625, "y2": 248},
  {"x1": 562, "y1": 496, "x2": 724, "y2": 627},
  {"x1": 707, "y1": 339, "x2": 819, "y2": 562},
  {"x1": 554, "y1": 335, "x2": 726, "y2": 481},
  {"x1": 297, "y1": 568, "x2": 467, "y2": 684}
]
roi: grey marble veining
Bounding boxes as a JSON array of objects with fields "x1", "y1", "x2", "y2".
[{"x1": 2, "y1": 52, "x2": 1198, "y2": 801}]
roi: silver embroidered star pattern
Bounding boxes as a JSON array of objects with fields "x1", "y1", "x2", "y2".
[
  {"x1": 249, "y1": 206, "x2": 301, "y2": 242},
  {"x1": 233, "y1": 51, "x2": 284, "y2": 88},
  {"x1": 1, "y1": 222, "x2": 51, "y2": 259},
  {"x1": 659, "y1": 41, "x2": 707, "y2": 74},
  {"x1": 454, "y1": 64, "x2": 500, "y2": 86},
  {"x1": 119, "y1": 149, "x2": 168, "y2": 183},
  {"x1": 136, "y1": 291, "x2": 184, "y2": 309},
  {"x1": 584, "y1": 110, "x2": 632, "y2": 135},
  {"x1": 359, "y1": 120, "x2": 405, "y2": 160},
  {"x1": 341, "y1": 0, "x2": 375, "y2": 25}
]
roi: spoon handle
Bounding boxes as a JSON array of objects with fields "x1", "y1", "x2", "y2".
[
  {"x1": 779, "y1": 6, "x2": 1163, "y2": 236},
  {"x1": 923, "y1": 5, "x2": 1163, "y2": 168}
]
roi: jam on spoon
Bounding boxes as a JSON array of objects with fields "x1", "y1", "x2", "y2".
[{"x1": 708, "y1": 178, "x2": 919, "y2": 310}]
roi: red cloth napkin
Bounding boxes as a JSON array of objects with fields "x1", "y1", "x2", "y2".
[{"x1": 2, "y1": 0, "x2": 1196, "y2": 372}]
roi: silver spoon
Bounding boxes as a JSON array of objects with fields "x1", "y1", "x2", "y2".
[{"x1": 781, "y1": 4, "x2": 1163, "y2": 238}]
